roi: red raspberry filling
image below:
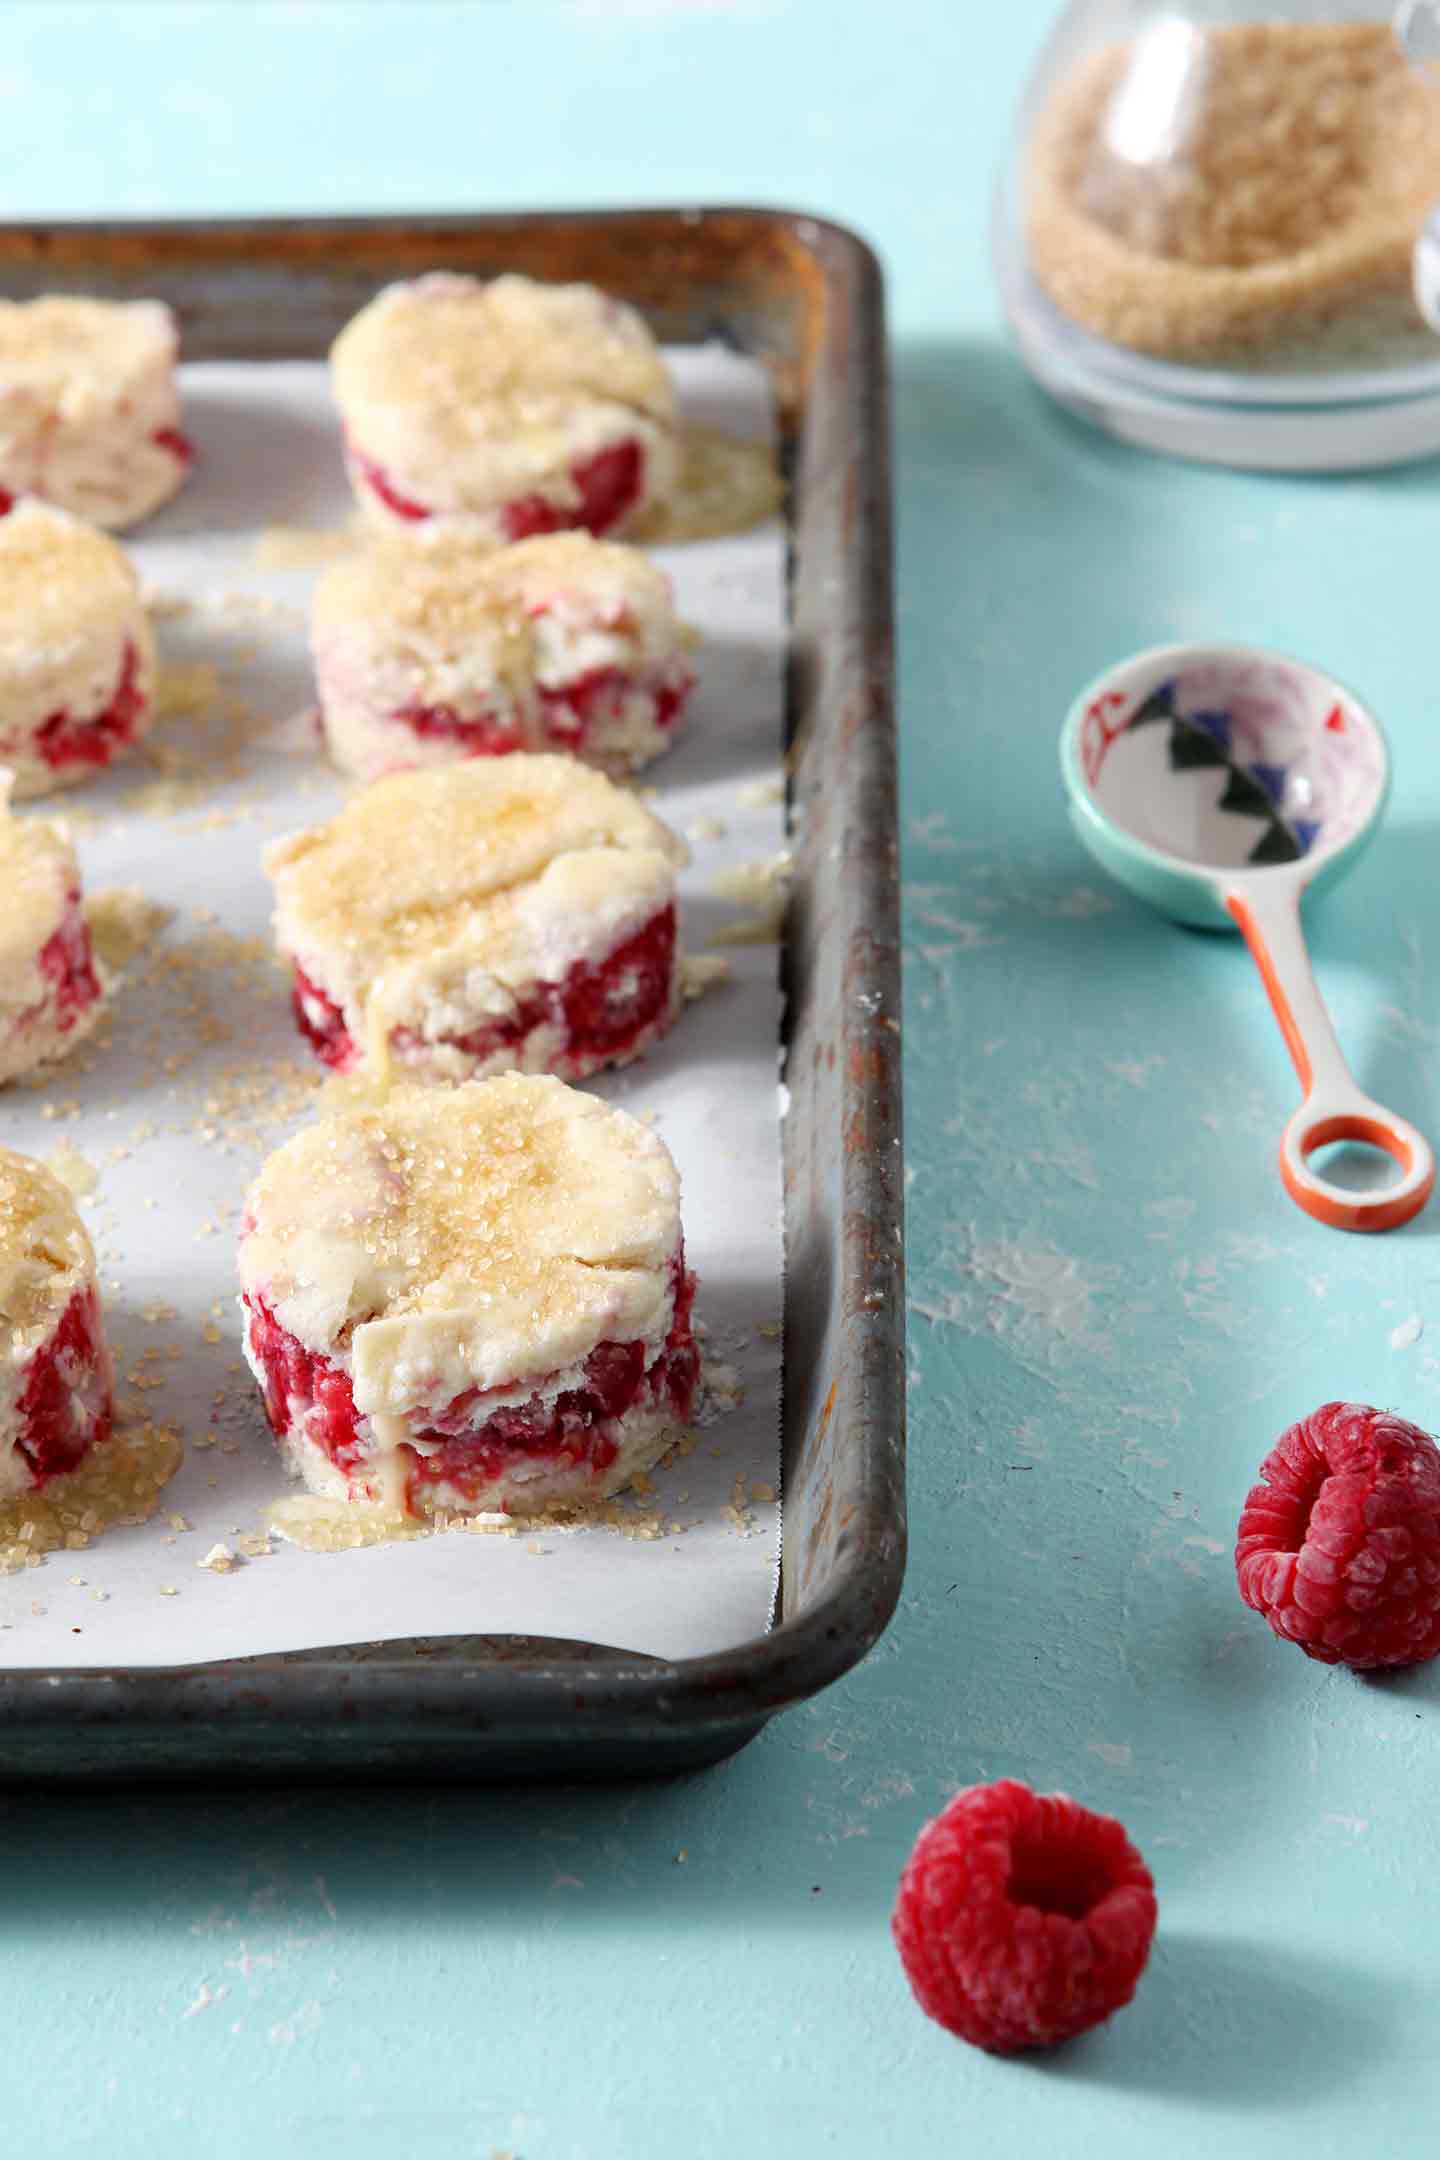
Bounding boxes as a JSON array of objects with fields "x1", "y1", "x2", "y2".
[
  {"x1": 33, "y1": 888, "x2": 102, "y2": 1033},
  {"x1": 394, "y1": 700, "x2": 526, "y2": 754},
  {"x1": 244, "y1": 1255, "x2": 697, "y2": 1512},
  {"x1": 501, "y1": 440, "x2": 644, "y2": 541},
  {"x1": 290, "y1": 963, "x2": 354, "y2": 1071},
  {"x1": 352, "y1": 437, "x2": 646, "y2": 538},
  {"x1": 150, "y1": 425, "x2": 194, "y2": 465},
  {"x1": 537, "y1": 664, "x2": 692, "y2": 753},
  {"x1": 15, "y1": 1283, "x2": 112, "y2": 1483},
  {"x1": 291, "y1": 903, "x2": 677, "y2": 1079},
  {"x1": 893, "y1": 1779, "x2": 1157, "y2": 2054},
  {"x1": 1236, "y1": 1400, "x2": 1440, "y2": 1669},
  {"x1": 392, "y1": 667, "x2": 689, "y2": 761},
  {"x1": 31, "y1": 640, "x2": 146, "y2": 773},
  {"x1": 351, "y1": 446, "x2": 432, "y2": 523}
]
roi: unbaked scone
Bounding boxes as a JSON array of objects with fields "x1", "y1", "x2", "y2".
[
  {"x1": 238, "y1": 1073, "x2": 699, "y2": 1516},
  {"x1": 0, "y1": 297, "x2": 190, "y2": 528},
  {"x1": 268, "y1": 754, "x2": 686, "y2": 1084},
  {"x1": 0, "y1": 1146, "x2": 114, "y2": 1499},
  {"x1": 0, "y1": 501, "x2": 156, "y2": 798},
  {"x1": 312, "y1": 527, "x2": 695, "y2": 779},
  {"x1": 331, "y1": 272, "x2": 677, "y2": 538},
  {"x1": 0, "y1": 772, "x2": 107, "y2": 1084}
]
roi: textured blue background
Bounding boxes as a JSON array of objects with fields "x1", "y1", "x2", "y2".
[{"x1": 8, "y1": 3, "x2": 1440, "y2": 2153}]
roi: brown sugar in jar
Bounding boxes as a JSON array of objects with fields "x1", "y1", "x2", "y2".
[{"x1": 1025, "y1": 20, "x2": 1440, "y2": 368}]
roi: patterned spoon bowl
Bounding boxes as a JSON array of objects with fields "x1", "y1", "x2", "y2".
[{"x1": 1060, "y1": 640, "x2": 1433, "y2": 1232}]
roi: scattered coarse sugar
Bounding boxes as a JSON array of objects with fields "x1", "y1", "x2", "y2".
[
  {"x1": 267, "y1": 1493, "x2": 424, "y2": 1553},
  {"x1": 707, "y1": 853, "x2": 792, "y2": 947},
  {"x1": 111, "y1": 653, "x2": 262, "y2": 818},
  {"x1": 632, "y1": 424, "x2": 782, "y2": 542},
  {"x1": 152, "y1": 661, "x2": 220, "y2": 723},
  {"x1": 267, "y1": 1481, "x2": 685, "y2": 1554},
  {"x1": 253, "y1": 523, "x2": 357, "y2": 570},
  {"x1": 722, "y1": 1473, "x2": 758, "y2": 1537},
  {"x1": 142, "y1": 586, "x2": 191, "y2": 621},
  {"x1": 681, "y1": 954, "x2": 730, "y2": 1002},
  {"x1": 697, "y1": 1358, "x2": 744, "y2": 1422},
  {"x1": 42, "y1": 1139, "x2": 98, "y2": 1199},
  {"x1": 205, "y1": 586, "x2": 307, "y2": 627},
  {"x1": 0, "y1": 1416, "x2": 183, "y2": 1576}
]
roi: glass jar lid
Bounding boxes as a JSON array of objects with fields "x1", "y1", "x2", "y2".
[{"x1": 997, "y1": 2, "x2": 1440, "y2": 464}]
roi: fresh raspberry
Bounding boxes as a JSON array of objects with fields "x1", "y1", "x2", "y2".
[
  {"x1": 891, "y1": 1779, "x2": 1157, "y2": 2052},
  {"x1": 1236, "y1": 1401, "x2": 1440, "y2": 1669}
]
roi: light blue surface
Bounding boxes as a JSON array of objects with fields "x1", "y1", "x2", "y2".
[{"x1": 9, "y1": 4, "x2": 1440, "y2": 2154}]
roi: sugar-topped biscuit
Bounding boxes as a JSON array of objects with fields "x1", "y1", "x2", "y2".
[
  {"x1": 269, "y1": 754, "x2": 686, "y2": 1085},
  {"x1": 0, "y1": 773, "x2": 107, "y2": 1084},
  {"x1": 0, "y1": 501, "x2": 156, "y2": 798},
  {"x1": 238, "y1": 1073, "x2": 699, "y2": 1516},
  {"x1": 312, "y1": 527, "x2": 695, "y2": 780},
  {"x1": 331, "y1": 273, "x2": 677, "y2": 538},
  {"x1": 0, "y1": 1147, "x2": 114, "y2": 1500},
  {"x1": 0, "y1": 297, "x2": 190, "y2": 528}
]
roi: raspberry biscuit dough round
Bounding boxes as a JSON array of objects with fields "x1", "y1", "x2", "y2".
[
  {"x1": 313, "y1": 528, "x2": 695, "y2": 780},
  {"x1": 331, "y1": 273, "x2": 678, "y2": 538},
  {"x1": 0, "y1": 501, "x2": 156, "y2": 798},
  {"x1": 268, "y1": 755, "x2": 686, "y2": 1084},
  {"x1": 238, "y1": 1073, "x2": 700, "y2": 1517},
  {"x1": 0, "y1": 1147, "x2": 114, "y2": 1501},
  {"x1": 0, "y1": 296, "x2": 191, "y2": 529},
  {"x1": 0, "y1": 772, "x2": 107, "y2": 1084}
]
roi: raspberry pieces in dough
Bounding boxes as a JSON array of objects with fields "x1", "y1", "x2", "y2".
[
  {"x1": 0, "y1": 297, "x2": 191, "y2": 529},
  {"x1": 312, "y1": 528, "x2": 695, "y2": 780},
  {"x1": 331, "y1": 272, "x2": 677, "y2": 539},
  {"x1": 238, "y1": 1073, "x2": 700, "y2": 1518},
  {"x1": 268, "y1": 754, "x2": 686, "y2": 1084},
  {"x1": 0, "y1": 773, "x2": 107, "y2": 1084},
  {"x1": 0, "y1": 501, "x2": 156, "y2": 798},
  {"x1": 0, "y1": 1147, "x2": 114, "y2": 1500}
]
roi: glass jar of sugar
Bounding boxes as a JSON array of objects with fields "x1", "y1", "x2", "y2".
[{"x1": 996, "y1": 1, "x2": 1440, "y2": 468}]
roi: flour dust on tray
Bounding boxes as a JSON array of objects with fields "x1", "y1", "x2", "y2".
[{"x1": 238, "y1": 1072, "x2": 701, "y2": 1536}]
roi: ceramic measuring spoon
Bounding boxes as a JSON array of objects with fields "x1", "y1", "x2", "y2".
[{"x1": 1060, "y1": 642, "x2": 1433, "y2": 1233}]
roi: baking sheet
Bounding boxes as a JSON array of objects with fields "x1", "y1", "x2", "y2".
[{"x1": 0, "y1": 348, "x2": 785, "y2": 1667}]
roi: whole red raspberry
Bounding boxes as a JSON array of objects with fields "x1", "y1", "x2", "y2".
[
  {"x1": 891, "y1": 1779, "x2": 1157, "y2": 2052},
  {"x1": 1236, "y1": 1400, "x2": 1440, "y2": 1670}
]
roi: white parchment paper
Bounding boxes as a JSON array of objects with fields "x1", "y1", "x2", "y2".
[{"x1": 0, "y1": 350, "x2": 785, "y2": 1666}]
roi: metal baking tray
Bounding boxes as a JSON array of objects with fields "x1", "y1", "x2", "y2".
[{"x1": 0, "y1": 209, "x2": 903, "y2": 1780}]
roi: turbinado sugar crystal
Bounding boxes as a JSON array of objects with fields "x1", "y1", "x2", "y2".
[{"x1": 1026, "y1": 20, "x2": 1440, "y2": 367}]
